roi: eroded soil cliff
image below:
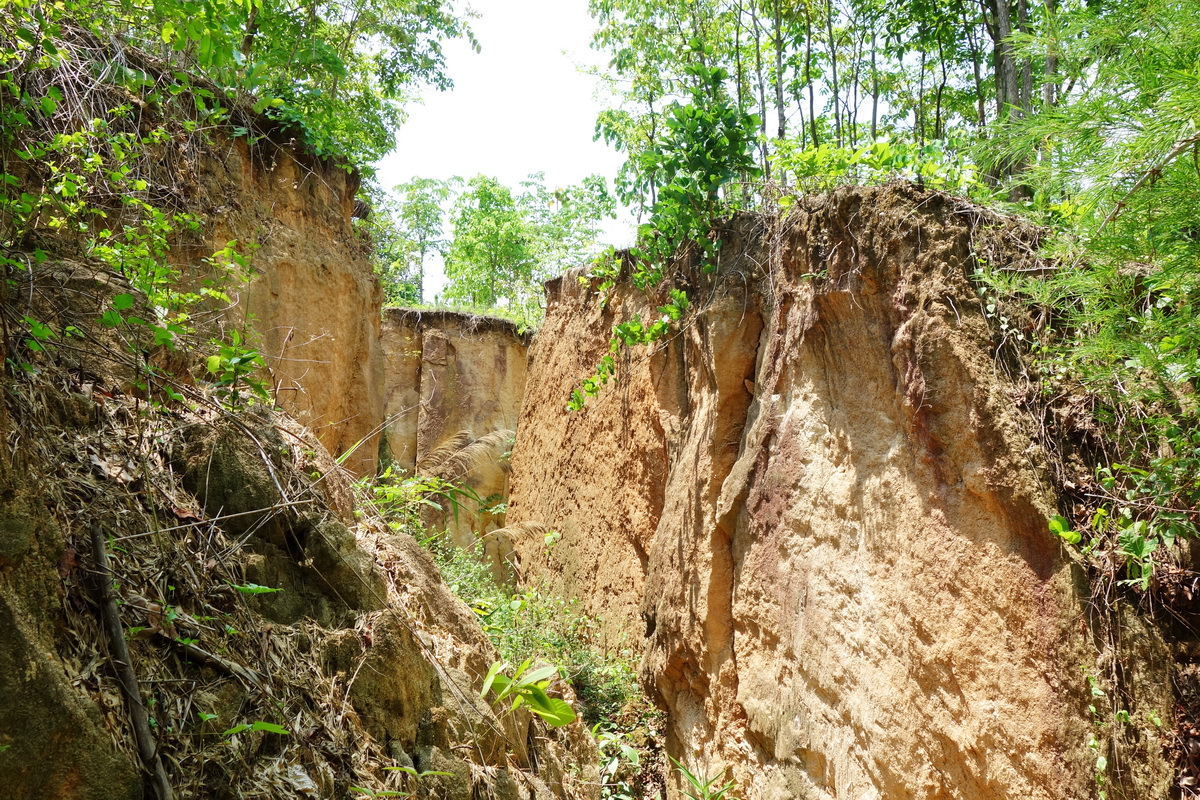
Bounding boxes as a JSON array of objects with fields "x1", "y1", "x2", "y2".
[
  {"x1": 186, "y1": 135, "x2": 385, "y2": 478},
  {"x1": 0, "y1": 263, "x2": 596, "y2": 799},
  {"x1": 382, "y1": 308, "x2": 529, "y2": 562},
  {"x1": 506, "y1": 184, "x2": 1173, "y2": 799}
]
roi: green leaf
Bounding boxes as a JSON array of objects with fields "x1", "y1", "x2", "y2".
[
  {"x1": 112, "y1": 293, "x2": 135, "y2": 310},
  {"x1": 1048, "y1": 515, "x2": 1081, "y2": 544},
  {"x1": 480, "y1": 661, "x2": 505, "y2": 698},
  {"x1": 520, "y1": 685, "x2": 577, "y2": 727},
  {"x1": 152, "y1": 326, "x2": 176, "y2": 348},
  {"x1": 249, "y1": 721, "x2": 289, "y2": 734},
  {"x1": 229, "y1": 582, "x2": 282, "y2": 594},
  {"x1": 517, "y1": 665, "x2": 559, "y2": 686}
]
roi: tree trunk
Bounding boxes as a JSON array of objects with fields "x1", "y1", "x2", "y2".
[
  {"x1": 988, "y1": 0, "x2": 1020, "y2": 122},
  {"x1": 736, "y1": 1, "x2": 751, "y2": 202},
  {"x1": 917, "y1": 48, "x2": 926, "y2": 146},
  {"x1": 935, "y1": 32, "x2": 948, "y2": 140},
  {"x1": 417, "y1": 245, "x2": 426, "y2": 304},
  {"x1": 751, "y1": 4, "x2": 771, "y2": 180},
  {"x1": 792, "y1": 58, "x2": 808, "y2": 149},
  {"x1": 987, "y1": 0, "x2": 1032, "y2": 192},
  {"x1": 825, "y1": 0, "x2": 841, "y2": 146},
  {"x1": 773, "y1": 0, "x2": 786, "y2": 141},
  {"x1": 848, "y1": 25, "x2": 863, "y2": 147},
  {"x1": 1018, "y1": 0, "x2": 1033, "y2": 114},
  {"x1": 870, "y1": 30, "x2": 879, "y2": 139},
  {"x1": 806, "y1": 4, "x2": 819, "y2": 146},
  {"x1": 1042, "y1": 0, "x2": 1058, "y2": 109},
  {"x1": 966, "y1": 15, "x2": 987, "y2": 127}
]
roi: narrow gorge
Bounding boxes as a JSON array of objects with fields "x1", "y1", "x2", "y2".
[{"x1": 1, "y1": 67, "x2": 1189, "y2": 800}]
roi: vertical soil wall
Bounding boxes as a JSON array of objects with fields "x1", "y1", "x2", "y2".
[
  {"x1": 381, "y1": 308, "x2": 529, "y2": 555},
  {"x1": 192, "y1": 137, "x2": 385, "y2": 477},
  {"x1": 505, "y1": 184, "x2": 1172, "y2": 799}
]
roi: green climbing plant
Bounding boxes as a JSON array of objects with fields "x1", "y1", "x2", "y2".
[{"x1": 569, "y1": 40, "x2": 758, "y2": 411}]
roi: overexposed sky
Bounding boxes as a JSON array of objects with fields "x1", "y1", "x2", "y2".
[{"x1": 374, "y1": 0, "x2": 636, "y2": 297}]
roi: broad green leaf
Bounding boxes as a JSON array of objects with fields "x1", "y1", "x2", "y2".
[
  {"x1": 229, "y1": 582, "x2": 282, "y2": 594},
  {"x1": 517, "y1": 665, "x2": 558, "y2": 686},
  {"x1": 480, "y1": 661, "x2": 505, "y2": 698}
]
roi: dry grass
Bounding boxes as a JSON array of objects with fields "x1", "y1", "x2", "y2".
[{"x1": 0, "y1": 261, "x2": 489, "y2": 798}]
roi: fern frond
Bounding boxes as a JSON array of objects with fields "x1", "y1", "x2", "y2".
[
  {"x1": 430, "y1": 429, "x2": 515, "y2": 482},
  {"x1": 416, "y1": 430, "x2": 474, "y2": 473}
]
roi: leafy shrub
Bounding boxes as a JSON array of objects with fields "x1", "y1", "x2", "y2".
[
  {"x1": 423, "y1": 532, "x2": 643, "y2": 725},
  {"x1": 772, "y1": 135, "x2": 987, "y2": 202}
]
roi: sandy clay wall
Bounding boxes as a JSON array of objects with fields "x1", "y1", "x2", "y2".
[
  {"x1": 382, "y1": 308, "x2": 530, "y2": 557},
  {"x1": 188, "y1": 136, "x2": 385, "y2": 477},
  {"x1": 506, "y1": 184, "x2": 1174, "y2": 799}
]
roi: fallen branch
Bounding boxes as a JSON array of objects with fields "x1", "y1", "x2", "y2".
[
  {"x1": 91, "y1": 523, "x2": 175, "y2": 800},
  {"x1": 164, "y1": 635, "x2": 264, "y2": 690}
]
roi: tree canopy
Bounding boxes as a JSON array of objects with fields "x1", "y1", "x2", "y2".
[
  {"x1": 2, "y1": 0, "x2": 476, "y2": 167},
  {"x1": 439, "y1": 173, "x2": 615, "y2": 325}
]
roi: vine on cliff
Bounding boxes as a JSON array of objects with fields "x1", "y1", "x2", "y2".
[{"x1": 569, "y1": 40, "x2": 759, "y2": 411}]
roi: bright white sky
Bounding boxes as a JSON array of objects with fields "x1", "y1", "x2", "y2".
[{"x1": 374, "y1": 0, "x2": 637, "y2": 298}]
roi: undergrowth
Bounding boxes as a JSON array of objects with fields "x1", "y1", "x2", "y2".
[
  {"x1": 429, "y1": 536, "x2": 639, "y2": 724},
  {"x1": 368, "y1": 470, "x2": 666, "y2": 798},
  {"x1": 372, "y1": 472, "x2": 644, "y2": 724}
]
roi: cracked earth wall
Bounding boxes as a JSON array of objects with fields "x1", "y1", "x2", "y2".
[
  {"x1": 504, "y1": 184, "x2": 1154, "y2": 799},
  {"x1": 380, "y1": 308, "x2": 529, "y2": 560}
]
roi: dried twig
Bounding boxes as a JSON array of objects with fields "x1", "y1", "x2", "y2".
[
  {"x1": 163, "y1": 635, "x2": 263, "y2": 690},
  {"x1": 91, "y1": 522, "x2": 174, "y2": 800}
]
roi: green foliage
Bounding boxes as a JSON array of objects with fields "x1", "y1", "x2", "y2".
[
  {"x1": 222, "y1": 720, "x2": 289, "y2": 736},
  {"x1": 359, "y1": 177, "x2": 455, "y2": 305},
  {"x1": 0, "y1": 5, "x2": 275, "y2": 401},
  {"x1": 1, "y1": 0, "x2": 473, "y2": 168},
  {"x1": 443, "y1": 175, "x2": 534, "y2": 310},
  {"x1": 366, "y1": 467, "x2": 652, "y2": 740},
  {"x1": 441, "y1": 172, "x2": 614, "y2": 329},
  {"x1": 773, "y1": 135, "x2": 988, "y2": 202},
  {"x1": 480, "y1": 658, "x2": 578, "y2": 728},
  {"x1": 371, "y1": 466, "x2": 486, "y2": 532},
  {"x1": 228, "y1": 582, "x2": 282, "y2": 595},
  {"x1": 570, "y1": 48, "x2": 755, "y2": 412},
  {"x1": 520, "y1": 172, "x2": 616, "y2": 280},
  {"x1": 670, "y1": 757, "x2": 741, "y2": 800},
  {"x1": 204, "y1": 329, "x2": 271, "y2": 411},
  {"x1": 1048, "y1": 515, "x2": 1080, "y2": 545},
  {"x1": 415, "y1": 533, "x2": 642, "y2": 726},
  {"x1": 978, "y1": 0, "x2": 1200, "y2": 592},
  {"x1": 596, "y1": 727, "x2": 642, "y2": 800},
  {"x1": 627, "y1": 46, "x2": 760, "y2": 273}
]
